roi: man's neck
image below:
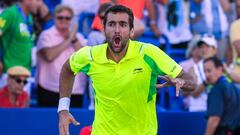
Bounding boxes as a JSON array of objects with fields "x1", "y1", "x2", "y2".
[
  {"x1": 107, "y1": 45, "x2": 128, "y2": 63},
  {"x1": 19, "y1": 3, "x2": 30, "y2": 16}
]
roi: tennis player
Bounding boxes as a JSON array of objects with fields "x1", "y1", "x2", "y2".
[{"x1": 58, "y1": 5, "x2": 196, "y2": 135}]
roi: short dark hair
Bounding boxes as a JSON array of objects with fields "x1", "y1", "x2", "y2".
[
  {"x1": 103, "y1": 5, "x2": 134, "y2": 30},
  {"x1": 204, "y1": 56, "x2": 223, "y2": 68}
]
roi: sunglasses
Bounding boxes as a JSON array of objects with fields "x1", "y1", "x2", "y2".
[
  {"x1": 10, "y1": 76, "x2": 28, "y2": 85},
  {"x1": 56, "y1": 16, "x2": 72, "y2": 21}
]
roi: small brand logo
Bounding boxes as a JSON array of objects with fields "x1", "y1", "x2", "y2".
[{"x1": 133, "y1": 68, "x2": 143, "y2": 74}]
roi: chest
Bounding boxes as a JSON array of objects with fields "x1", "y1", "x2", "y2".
[{"x1": 88, "y1": 57, "x2": 152, "y2": 96}]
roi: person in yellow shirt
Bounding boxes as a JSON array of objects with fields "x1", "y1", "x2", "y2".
[{"x1": 58, "y1": 5, "x2": 196, "y2": 135}]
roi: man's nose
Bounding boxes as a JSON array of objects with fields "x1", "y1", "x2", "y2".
[{"x1": 114, "y1": 24, "x2": 120, "y2": 33}]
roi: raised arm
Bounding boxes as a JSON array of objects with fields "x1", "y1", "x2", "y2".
[
  {"x1": 157, "y1": 70, "x2": 197, "y2": 96},
  {"x1": 58, "y1": 60, "x2": 80, "y2": 135}
]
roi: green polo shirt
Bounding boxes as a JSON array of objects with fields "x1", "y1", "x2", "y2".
[
  {"x1": 0, "y1": 4, "x2": 33, "y2": 72},
  {"x1": 70, "y1": 40, "x2": 182, "y2": 135}
]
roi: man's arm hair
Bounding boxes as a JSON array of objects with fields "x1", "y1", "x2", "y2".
[
  {"x1": 59, "y1": 59, "x2": 75, "y2": 98},
  {"x1": 177, "y1": 70, "x2": 197, "y2": 92},
  {"x1": 205, "y1": 116, "x2": 220, "y2": 135}
]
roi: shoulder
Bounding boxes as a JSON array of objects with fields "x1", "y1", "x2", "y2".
[
  {"x1": 1, "y1": 5, "x2": 16, "y2": 15},
  {"x1": 91, "y1": 43, "x2": 107, "y2": 55}
]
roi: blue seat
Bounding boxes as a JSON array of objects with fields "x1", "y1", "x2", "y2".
[
  {"x1": 137, "y1": 29, "x2": 161, "y2": 47},
  {"x1": 78, "y1": 12, "x2": 95, "y2": 38},
  {"x1": 162, "y1": 34, "x2": 186, "y2": 62}
]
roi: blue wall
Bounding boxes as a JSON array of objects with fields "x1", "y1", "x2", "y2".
[{"x1": 0, "y1": 108, "x2": 206, "y2": 135}]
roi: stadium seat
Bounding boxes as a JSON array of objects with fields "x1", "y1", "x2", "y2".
[{"x1": 78, "y1": 12, "x2": 95, "y2": 38}]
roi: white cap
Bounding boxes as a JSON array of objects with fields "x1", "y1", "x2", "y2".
[{"x1": 198, "y1": 35, "x2": 217, "y2": 49}]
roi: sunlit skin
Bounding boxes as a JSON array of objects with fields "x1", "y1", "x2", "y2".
[
  {"x1": 104, "y1": 12, "x2": 134, "y2": 61},
  {"x1": 204, "y1": 61, "x2": 223, "y2": 84},
  {"x1": 200, "y1": 44, "x2": 217, "y2": 59}
]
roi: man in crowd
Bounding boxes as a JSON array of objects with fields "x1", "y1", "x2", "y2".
[
  {"x1": 58, "y1": 5, "x2": 196, "y2": 135},
  {"x1": 0, "y1": 0, "x2": 43, "y2": 73},
  {"x1": 204, "y1": 57, "x2": 240, "y2": 135},
  {"x1": 187, "y1": 35, "x2": 218, "y2": 112},
  {"x1": 0, "y1": 66, "x2": 30, "y2": 108}
]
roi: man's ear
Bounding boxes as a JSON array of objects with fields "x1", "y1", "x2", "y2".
[{"x1": 130, "y1": 28, "x2": 134, "y2": 38}]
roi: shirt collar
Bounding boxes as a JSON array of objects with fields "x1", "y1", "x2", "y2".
[
  {"x1": 99, "y1": 40, "x2": 139, "y2": 64},
  {"x1": 216, "y1": 76, "x2": 227, "y2": 84}
]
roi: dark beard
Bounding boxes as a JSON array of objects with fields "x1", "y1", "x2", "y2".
[{"x1": 107, "y1": 39, "x2": 129, "y2": 53}]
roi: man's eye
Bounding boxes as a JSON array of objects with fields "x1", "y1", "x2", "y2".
[{"x1": 120, "y1": 23, "x2": 127, "y2": 27}]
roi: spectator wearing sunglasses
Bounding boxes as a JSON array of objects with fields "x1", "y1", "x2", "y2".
[
  {"x1": 36, "y1": 5, "x2": 87, "y2": 107},
  {"x1": 0, "y1": 66, "x2": 30, "y2": 108}
]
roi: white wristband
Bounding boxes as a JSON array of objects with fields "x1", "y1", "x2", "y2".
[{"x1": 57, "y1": 97, "x2": 70, "y2": 113}]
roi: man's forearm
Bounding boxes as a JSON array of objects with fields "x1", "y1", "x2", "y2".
[
  {"x1": 59, "y1": 60, "x2": 75, "y2": 98},
  {"x1": 205, "y1": 117, "x2": 220, "y2": 135}
]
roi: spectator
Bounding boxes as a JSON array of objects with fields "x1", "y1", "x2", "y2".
[
  {"x1": 91, "y1": 0, "x2": 161, "y2": 39},
  {"x1": 180, "y1": 35, "x2": 201, "y2": 110},
  {"x1": 36, "y1": 5, "x2": 87, "y2": 107},
  {"x1": 189, "y1": 0, "x2": 230, "y2": 60},
  {"x1": 180, "y1": 34, "x2": 201, "y2": 72},
  {"x1": 0, "y1": 66, "x2": 30, "y2": 108},
  {"x1": 204, "y1": 57, "x2": 240, "y2": 135},
  {"x1": 87, "y1": 3, "x2": 113, "y2": 46},
  {"x1": 0, "y1": 0, "x2": 42, "y2": 73},
  {"x1": 224, "y1": 17, "x2": 240, "y2": 89},
  {"x1": 187, "y1": 34, "x2": 218, "y2": 112},
  {"x1": 156, "y1": 0, "x2": 192, "y2": 47}
]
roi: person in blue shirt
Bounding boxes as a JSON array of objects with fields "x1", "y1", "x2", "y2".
[{"x1": 203, "y1": 56, "x2": 240, "y2": 135}]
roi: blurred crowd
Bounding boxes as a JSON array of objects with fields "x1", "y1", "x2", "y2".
[{"x1": 0, "y1": 0, "x2": 239, "y2": 115}]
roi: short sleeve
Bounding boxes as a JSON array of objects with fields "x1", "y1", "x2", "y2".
[
  {"x1": 230, "y1": 20, "x2": 240, "y2": 44},
  {"x1": 69, "y1": 46, "x2": 90, "y2": 75},
  {"x1": 0, "y1": 9, "x2": 13, "y2": 35},
  {"x1": 36, "y1": 30, "x2": 52, "y2": 51},
  {"x1": 206, "y1": 86, "x2": 224, "y2": 117},
  {"x1": 143, "y1": 44, "x2": 182, "y2": 78}
]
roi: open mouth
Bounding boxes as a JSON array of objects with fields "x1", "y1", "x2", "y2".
[{"x1": 114, "y1": 37, "x2": 121, "y2": 45}]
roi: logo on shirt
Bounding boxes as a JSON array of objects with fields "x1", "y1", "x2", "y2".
[
  {"x1": 0, "y1": 17, "x2": 6, "y2": 28},
  {"x1": 19, "y1": 23, "x2": 30, "y2": 37},
  {"x1": 133, "y1": 68, "x2": 143, "y2": 74},
  {"x1": 171, "y1": 65, "x2": 177, "y2": 72}
]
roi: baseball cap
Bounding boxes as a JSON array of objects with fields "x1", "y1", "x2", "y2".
[
  {"x1": 198, "y1": 34, "x2": 217, "y2": 49},
  {"x1": 7, "y1": 66, "x2": 31, "y2": 77}
]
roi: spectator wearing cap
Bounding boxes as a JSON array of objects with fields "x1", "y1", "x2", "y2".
[
  {"x1": 186, "y1": 34, "x2": 218, "y2": 112},
  {"x1": 180, "y1": 35, "x2": 202, "y2": 110},
  {"x1": 0, "y1": 66, "x2": 30, "y2": 108}
]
